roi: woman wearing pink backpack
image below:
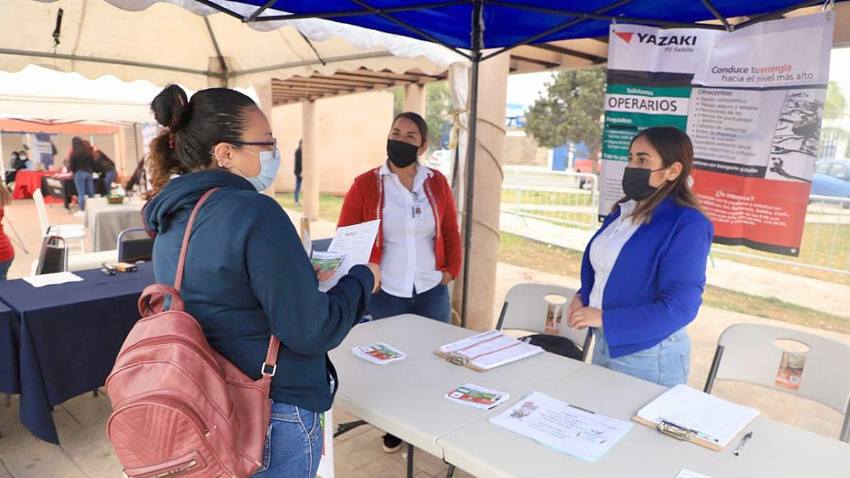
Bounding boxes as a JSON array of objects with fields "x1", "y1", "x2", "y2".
[{"x1": 141, "y1": 85, "x2": 380, "y2": 477}]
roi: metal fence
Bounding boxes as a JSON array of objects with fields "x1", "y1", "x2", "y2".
[
  {"x1": 500, "y1": 167, "x2": 850, "y2": 277},
  {"x1": 500, "y1": 166, "x2": 598, "y2": 230}
]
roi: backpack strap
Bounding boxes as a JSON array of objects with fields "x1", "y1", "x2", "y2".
[{"x1": 173, "y1": 187, "x2": 281, "y2": 388}]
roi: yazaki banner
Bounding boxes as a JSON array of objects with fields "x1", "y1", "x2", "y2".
[{"x1": 601, "y1": 12, "x2": 835, "y2": 256}]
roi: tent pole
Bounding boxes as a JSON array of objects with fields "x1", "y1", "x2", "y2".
[{"x1": 460, "y1": 0, "x2": 483, "y2": 329}]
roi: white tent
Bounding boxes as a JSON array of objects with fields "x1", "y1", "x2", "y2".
[{"x1": 2, "y1": 0, "x2": 465, "y2": 90}]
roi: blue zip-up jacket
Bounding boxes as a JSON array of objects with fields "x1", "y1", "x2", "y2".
[
  {"x1": 578, "y1": 198, "x2": 713, "y2": 358},
  {"x1": 144, "y1": 169, "x2": 373, "y2": 412}
]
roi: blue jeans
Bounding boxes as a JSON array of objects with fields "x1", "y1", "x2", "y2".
[
  {"x1": 252, "y1": 401, "x2": 323, "y2": 478},
  {"x1": 74, "y1": 171, "x2": 95, "y2": 211},
  {"x1": 0, "y1": 259, "x2": 12, "y2": 280},
  {"x1": 294, "y1": 175, "x2": 302, "y2": 203},
  {"x1": 370, "y1": 284, "x2": 451, "y2": 323},
  {"x1": 592, "y1": 327, "x2": 691, "y2": 388},
  {"x1": 104, "y1": 170, "x2": 116, "y2": 193}
]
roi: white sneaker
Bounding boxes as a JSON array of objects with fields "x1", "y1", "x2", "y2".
[{"x1": 73, "y1": 211, "x2": 85, "y2": 218}]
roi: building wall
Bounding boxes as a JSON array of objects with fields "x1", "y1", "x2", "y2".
[
  {"x1": 502, "y1": 129, "x2": 549, "y2": 167},
  {"x1": 272, "y1": 90, "x2": 395, "y2": 196}
]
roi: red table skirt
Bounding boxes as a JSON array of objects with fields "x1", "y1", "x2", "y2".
[{"x1": 12, "y1": 171, "x2": 61, "y2": 203}]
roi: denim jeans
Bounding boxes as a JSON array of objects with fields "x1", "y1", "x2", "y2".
[
  {"x1": 104, "y1": 170, "x2": 116, "y2": 193},
  {"x1": 0, "y1": 259, "x2": 12, "y2": 280},
  {"x1": 370, "y1": 284, "x2": 451, "y2": 323},
  {"x1": 294, "y1": 175, "x2": 302, "y2": 203},
  {"x1": 252, "y1": 401, "x2": 323, "y2": 478},
  {"x1": 73, "y1": 171, "x2": 95, "y2": 211},
  {"x1": 592, "y1": 327, "x2": 691, "y2": 388}
]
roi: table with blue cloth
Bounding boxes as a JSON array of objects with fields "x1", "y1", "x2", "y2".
[
  {"x1": 0, "y1": 301, "x2": 19, "y2": 395},
  {"x1": 0, "y1": 263, "x2": 155, "y2": 443}
]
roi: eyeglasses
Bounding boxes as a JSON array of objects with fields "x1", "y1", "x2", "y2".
[{"x1": 231, "y1": 138, "x2": 277, "y2": 149}]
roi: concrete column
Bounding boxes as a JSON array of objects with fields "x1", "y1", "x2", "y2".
[
  {"x1": 302, "y1": 100, "x2": 319, "y2": 221},
  {"x1": 403, "y1": 83, "x2": 426, "y2": 116},
  {"x1": 452, "y1": 53, "x2": 511, "y2": 332},
  {"x1": 254, "y1": 81, "x2": 276, "y2": 197}
]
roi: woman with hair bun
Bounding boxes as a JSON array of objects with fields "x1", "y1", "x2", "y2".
[{"x1": 143, "y1": 84, "x2": 380, "y2": 478}]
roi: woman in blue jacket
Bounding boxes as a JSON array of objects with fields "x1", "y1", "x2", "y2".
[
  {"x1": 143, "y1": 85, "x2": 380, "y2": 478},
  {"x1": 568, "y1": 127, "x2": 713, "y2": 387}
]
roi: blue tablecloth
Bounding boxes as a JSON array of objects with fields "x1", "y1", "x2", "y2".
[
  {"x1": 0, "y1": 301, "x2": 19, "y2": 394},
  {"x1": 0, "y1": 264, "x2": 155, "y2": 443}
]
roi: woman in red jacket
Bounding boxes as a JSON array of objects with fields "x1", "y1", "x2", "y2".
[
  {"x1": 0, "y1": 185, "x2": 14, "y2": 280},
  {"x1": 338, "y1": 111, "x2": 462, "y2": 452},
  {"x1": 339, "y1": 111, "x2": 461, "y2": 324}
]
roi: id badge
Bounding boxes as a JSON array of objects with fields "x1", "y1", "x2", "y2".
[{"x1": 412, "y1": 203, "x2": 425, "y2": 220}]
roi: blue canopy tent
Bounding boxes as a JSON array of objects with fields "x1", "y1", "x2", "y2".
[{"x1": 189, "y1": 0, "x2": 842, "y2": 328}]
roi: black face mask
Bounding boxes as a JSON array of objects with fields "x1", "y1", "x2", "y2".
[
  {"x1": 622, "y1": 166, "x2": 665, "y2": 201},
  {"x1": 387, "y1": 139, "x2": 418, "y2": 169}
]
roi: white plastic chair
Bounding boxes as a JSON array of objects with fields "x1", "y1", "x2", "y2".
[
  {"x1": 34, "y1": 188, "x2": 86, "y2": 253},
  {"x1": 496, "y1": 283, "x2": 592, "y2": 361},
  {"x1": 704, "y1": 323, "x2": 850, "y2": 442}
]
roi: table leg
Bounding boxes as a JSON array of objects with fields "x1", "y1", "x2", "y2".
[
  {"x1": 446, "y1": 465, "x2": 455, "y2": 477},
  {"x1": 334, "y1": 419, "x2": 367, "y2": 438},
  {"x1": 407, "y1": 444, "x2": 414, "y2": 478},
  {"x1": 3, "y1": 393, "x2": 9, "y2": 407}
]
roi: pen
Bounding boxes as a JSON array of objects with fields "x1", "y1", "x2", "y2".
[{"x1": 733, "y1": 431, "x2": 753, "y2": 456}]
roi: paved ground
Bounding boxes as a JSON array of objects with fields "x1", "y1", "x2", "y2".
[{"x1": 0, "y1": 199, "x2": 847, "y2": 477}]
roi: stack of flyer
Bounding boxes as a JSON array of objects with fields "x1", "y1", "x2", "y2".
[
  {"x1": 444, "y1": 383, "x2": 511, "y2": 410},
  {"x1": 351, "y1": 343, "x2": 407, "y2": 365}
]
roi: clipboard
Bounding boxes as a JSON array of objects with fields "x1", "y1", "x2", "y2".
[
  {"x1": 434, "y1": 330, "x2": 543, "y2": 372},
  {"x1": 632, "y1": 384, "x2": 759, "y2": 452},
  {"x1": 632, "y1": 416, "x2": 727, "y2": 451}
]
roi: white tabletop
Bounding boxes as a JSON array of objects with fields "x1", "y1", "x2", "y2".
[
  {"x1": 438, "y1": 364, "x2": 850, "y2": 478},
  {"x1": 330, "y1": 314, "x2": 586, "y2": 457}
]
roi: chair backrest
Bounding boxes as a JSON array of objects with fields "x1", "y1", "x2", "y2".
[
  {"x1": 33, "y1": 188, "x2": 50, "y2": 237},
  {"x1": 704, "y1": 323, "x2": 850, "y2": 442},
  {"x1": 117, "y1": 228, "x2": 153, "y2": 263},
  {"x1": 36, "y1": 231, "x2": 68, "y2": 275},
  {"x1": 496, "y1": 283, "x2": 591, "y2": 361}
]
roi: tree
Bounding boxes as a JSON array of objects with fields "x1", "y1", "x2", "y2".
[
  {"x1": 425, "y1": 81, "x2": 452, "y2": 149},
  {"x1": 525, "y1": 67, "x2": 606, "y2": 165},
  {"x1": 825, "y1": 81, "x2": 846, "y2": 120}
]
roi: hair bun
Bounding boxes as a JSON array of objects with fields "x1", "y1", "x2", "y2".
[{"x1": 151, "y1": 84, "x2": 190, "y2": 132}]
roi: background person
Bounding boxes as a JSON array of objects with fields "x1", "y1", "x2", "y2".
[{"x1": 68, "y1": 137, "x2": 95, "y2": 217}]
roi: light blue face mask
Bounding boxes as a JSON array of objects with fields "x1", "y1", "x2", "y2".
[{"x1": 233, "y1": 148, "x2": 280, "y2": 192}]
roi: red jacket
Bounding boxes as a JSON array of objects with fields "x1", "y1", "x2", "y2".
[
  {"x1": 338, "y1": 166, "x2": 462, "y2": 279},
  {"x1": 0, "y1": 208, "x2": 14, "y2": 262}
]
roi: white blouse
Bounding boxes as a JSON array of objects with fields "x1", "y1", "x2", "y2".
[
  {"x1": 588, "y1": 200, "x2": 641, "y2": 309},
  {"x1": 379, "y1": 162, "x2": 443, "y2": 298}
]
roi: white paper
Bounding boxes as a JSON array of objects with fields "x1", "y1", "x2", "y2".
[
  {"x1": 677, "y1": 469, "x2": 714, "y2": 478},
  {"x1": 636, "y1": 384, "x2": 759, "y2": 447},
  {"x1": 444, "y1": 383, "x2": 511, "y2": 410},
  {"x1": 351, "y1": 342, "x2": 407, "y2": 365},
  {"x1": 23, "y1": 271, "x2": 84, "y2": 288},
  {"x1": 490, "y1": 391, "x2": 633, "y2": 463},
  {"x1": 439, "y1": 330, "x2": 543, "y2": 370},
  {"x1": 315, "y1": 220, "x2": 379, "y2": 291}
]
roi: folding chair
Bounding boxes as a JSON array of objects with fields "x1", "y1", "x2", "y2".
[
  {"x1": 704, "y1": 323, "x2": 850, "y2": 442},
  {"x1": 496, "y1": 283, "x2": 592, "y2": 361},
  {"x1": 34, "y1": 189, "x2": 86, "y2": 253},
  {"x1": 117, "y1": 228, "x2": 153, "y2": 263},
  {"x1": 35, "y1": 230, "x2": 68, "y2": 275}
]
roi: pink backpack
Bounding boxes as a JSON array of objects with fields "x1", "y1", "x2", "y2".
[{"x1": 106, "y1": 188, "x2": 281, "y2": 478}]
